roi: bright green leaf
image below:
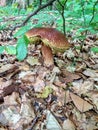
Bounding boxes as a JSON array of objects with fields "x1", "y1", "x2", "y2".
[
  {"x1": 23, "y1": 35, "x2": 30, "y2": 45},
  {"x1": 91, "y1": 47, "x2": 98, "y2": 53},
  {"x1": 5, "y1": 45, "x2": 16, "y2": 55},
  {"x1": 0, "y1": 46, "x2": 5, "y2": 54},
  {"x1": 14, "y1": 25, "x2": 32, "y2": 37},
  {"x1": 16, "y1": 36, "x2": 28, "y2": 61}
]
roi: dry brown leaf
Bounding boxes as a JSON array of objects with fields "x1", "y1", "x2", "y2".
[
  {"x1": 19, "y1": 63, "x2": 30, "y2": 71},
  {"x1": 20, "y1": 94, "x2": 35, "y2": 119},
  {"x1": 87, "y1": 91, "x2": 98, "y2": 109},
  {"x1": 0, "y1": 78, "x2": 13, "y2": 89},
  {"x1": 33, "y1": 76, "x2": 45, "y2": 92},
  {"x1": 0, "y1": 64, "x2": 18, "y2": 76},
  {"x1": 51, "y1": 84, "x2": 66, "y2": 106},
  {"x1": 63, "y1": 119, "x2": 76, "y2": 130},
  {"x1": 83, "y1": 68, "x2": 98, "y2": 78},
  {"x1": 91, "y1": 63, "x2": 98, "y2": 69},
  {"x1": 61, "y1": 70, "x2": 81, "y2": 83},
  {"x1": 70, "y1": 92, "x2": 93, "y2": 112},
  {"x1": 4, "y1": 92, "x2": 20, "y2": 105},
  {"x1": 0, "y1": 78, "x2": 13, "y2": 98},
  {"x1": 20, "y1": 71, "x2": 35, "y2": 84},
  {"x1": 46, "y1": 110, "x2": 62, "y2": 130},
  {"x1": 26, "y1": 56, "x2": 41, "y2": 66},
  {"x1": 72, "y1": 80, "x2": 94, "y2": 95},
  {"x1": 34, "y1": 66, "x2": 49, "y2": 79}
]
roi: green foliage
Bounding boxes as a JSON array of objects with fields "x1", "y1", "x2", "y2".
[
  {"x1": 12, "y1": 3, "x2": 19, "y2": 9},
  {"x1": 16, "y1": 35, "x2": 29, "y2": 61},
  {"x1": 0, "y1": 0, "x2": 97, "y2": 61},
  {"x1": 55, "y1": 0, "x2": 98, "y2": 39},
  {"x1": 91, "y1": 47, "x2": 98, "y2": 53},
  {"x1": 14, "y1": 24, "x2": 32, "y2": 37},
  {"x1": 0, "y1": 36, "x2": 29, "y2": 61},
  {"x1": 5, "y1": 45, "x2": 16, "y2": 55},
  {"x1": 0, "y1": 46, "x2": 5, "y2": 54},
  {"x1": 27, "y1": 5, "x2": 33, "y2": 12},
  {"x1": 0, "y1": 45, "x2": 16, "y2": 55},
  {"x1": 56, "y1": 0, "x2": 66, "y2": 11}
]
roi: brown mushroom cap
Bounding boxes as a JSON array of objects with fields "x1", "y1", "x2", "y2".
[
  {"x1": 25, "y1": 27, "x2": 70, "y2": 52},
  {"x1": 25, "y1": 27, "x2": 71, "y2": 67}
]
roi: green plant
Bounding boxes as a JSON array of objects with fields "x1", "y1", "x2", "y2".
[
  {"x1": 16, "y1": 35, "x2": 29, "y2": 60},
  {"x1": 0, "y1": 0, "x2": 97, "y2": 62}
]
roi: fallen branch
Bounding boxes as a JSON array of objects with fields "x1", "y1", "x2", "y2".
[{"x1": 10, "y1": 0, "x2": 56, "y2": 36}]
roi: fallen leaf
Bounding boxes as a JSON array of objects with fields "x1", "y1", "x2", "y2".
[
  {"x1": 64, "y1": 48, "x2": 75, "y2": 59},
  {"x1": 72, "y1": 80, "x2": 94, "y2": 95},
  {"x1": 0, "y1": 78, "x2": 13, "y2": 89},
  {"x1": 0, "y1": 78, "x2": 13, "y2": 98},
  {"x1": 37, "y1": 86, "x2": 53, "y2": 98},
  {"x1": 26, "y1": 56, "x2": 40, "y2": 66},
  {"x1": 63, "y1": 119, "x2": 75, "y2": 130},
  {"x1": 66, "y1": 65, "x2": 76, "y2": 72},
  {"x1": 19, "y1": 71, "x2": 35, "y2": 83},
  {"x1": 4, "y1": 92, "x2": 20, "y2": 105},
  {"x1": 83, "y1": 68, "x2": 98, "y2": 78},
  {"x1": 20, "y1": 94, "x2": 35, "y2": 119},
  {"x1": 70, "y1": 92, "x2": 93, "y2": 112},
  {"x1": 46, "y1": 110, "x2": 62, "y2": 130},
  {"x1": 61, "y1": 70, "x2": 81, "y2": 83},
  {"x1": 2, "y1": 107, "x2": 21, "y2": 125},
  {"x1": 33, "y1": 76, "x2": 45, "y2": 92},
  {"x1": 19, "y1": 63, "x2": 30, "y2": 71},
  {"x1": 87, "y1": 91, "x2": 98, "y2": 109},
  {"x1": 0, "y1": 64, "x2": 18, "y2": 76},
  {"x1": 55, "y1": 59, "x2": 65, "y2": 68},
  {"x1": 51, "y1": 84, "x2": 66, "y2": 106}
]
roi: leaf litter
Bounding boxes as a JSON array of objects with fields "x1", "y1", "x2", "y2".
[{"x1": 0, "y1": 32, "x2": 98, "y2": 130}]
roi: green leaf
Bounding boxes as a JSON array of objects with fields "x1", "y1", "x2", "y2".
[
  {"x1": 0, "y1": 46, "x2": 5, "y2": 54},
  {"x1": 23, "y1": 35, "x2": 30, "y2": 45},
  {"x1": 91, "y1": 47, "x2": 98, "y2": 53},
  {"x1": 14, "y1": 24, "x2": 32, "y2": 37},
  {"x1": 16, "y1": 36, "x2": 28, "y2": 61},
  {"x1": 14, "y1": 26, "x2": 28, "y2": 37},
  {"x1": 5, "y1": 45, "x2": 16, "y2": 55},
  {"x1": 75, "y1": 46, "x2": 81, "y2": 50}
]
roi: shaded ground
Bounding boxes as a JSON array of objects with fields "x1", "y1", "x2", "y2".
[{"x1": 0, "y1": 28, "x2": 98, "y2": 130}]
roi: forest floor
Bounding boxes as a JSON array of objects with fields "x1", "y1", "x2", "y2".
[
  {"x1": 0, "y1": 14, "x2": 98, "y2": 130},
  {"x1": 0, "y1": 31, "x2": 98, "y2": 130}
]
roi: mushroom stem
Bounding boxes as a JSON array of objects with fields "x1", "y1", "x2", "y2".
[{"x1": 41, "y1": 44, "x2": 54, "y2": 67}]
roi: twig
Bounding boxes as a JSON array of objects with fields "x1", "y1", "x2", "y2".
[
  {"x1": 57, "y1": 0, "x2": 68, "y2": 35},
  {"x1": 80, "y1": 0, "x2": 86, "y2": 27},
  {"x1": 39, "y1": 0, "x2": 42, "y2": 6},
  {"x1": 89, "y1": 0, "x2": 98, "y2": 24},
  {"x1": 27, "y1": 116, "x2": 40, "y2": 130},
  {"x1": 10, "y1": 0, "x2": 56, "y2": 36},
  {"x1": 27, "y1": 107, "x2": 44, "y2": 130}
]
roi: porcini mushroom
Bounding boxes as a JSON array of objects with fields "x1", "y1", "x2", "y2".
[{"x1": 25, "y1": 27, "x2": 70, "y2": 66}]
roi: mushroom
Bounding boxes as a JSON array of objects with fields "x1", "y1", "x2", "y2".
[{"x1": 25, "y1": 27, "x2": 70, "y2": 67}]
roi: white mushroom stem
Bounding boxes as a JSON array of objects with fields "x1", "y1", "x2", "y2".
[{"x1": 41, "y1": 44, "x2": 54, "y2": 67}]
